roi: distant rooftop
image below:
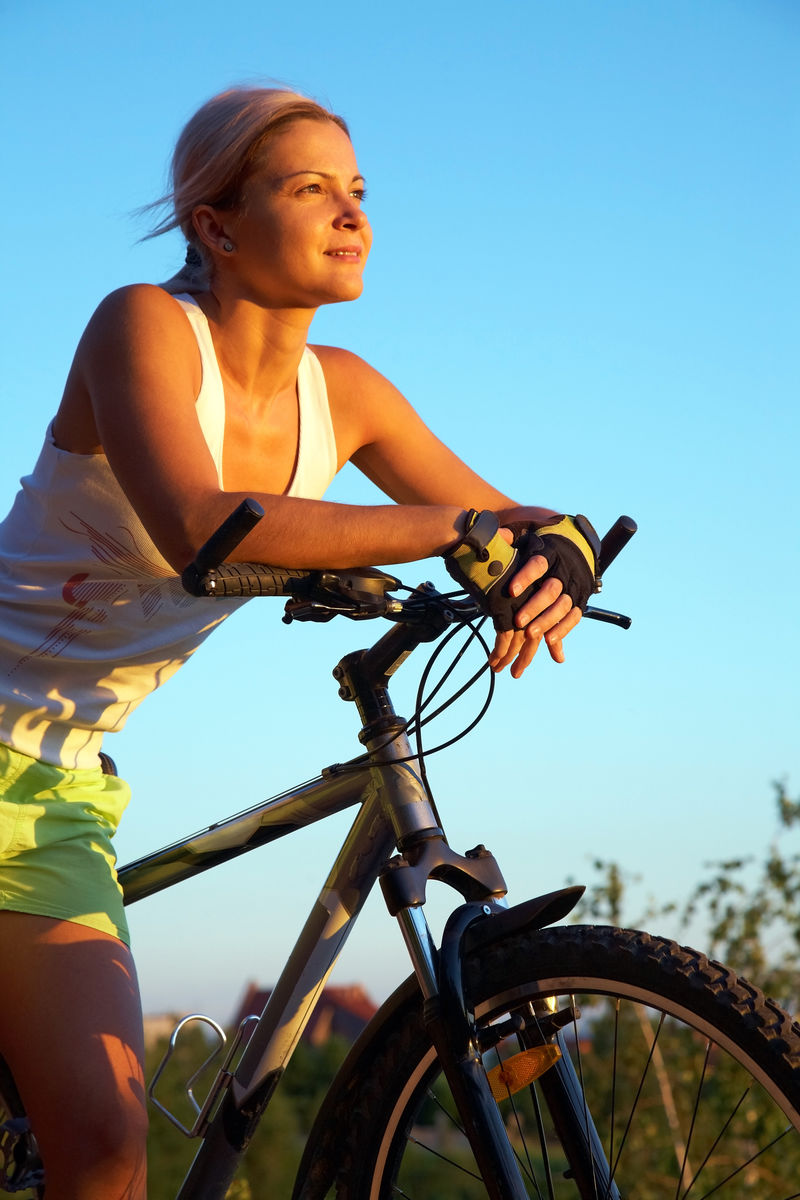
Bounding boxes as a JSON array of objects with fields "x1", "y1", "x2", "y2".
[{"x1": 231, "y1": 982, "x2": 378, "y2": 1046}]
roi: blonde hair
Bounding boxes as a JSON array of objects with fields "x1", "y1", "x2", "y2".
[{"x1": 145, "y1": 85, "x2": 350, "y2": 293}]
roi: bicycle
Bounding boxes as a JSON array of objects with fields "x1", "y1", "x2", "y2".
[{"x1": 1, "y1": 502, "x2": 799, "y2": 1199}]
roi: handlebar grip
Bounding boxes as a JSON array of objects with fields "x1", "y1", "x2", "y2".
[
  {"x1": 193, "y1": 498, "x2": 265, "y2": 574},
  {"x1": 182, "y1": 499, "x2": 274, "y2": 596},
  {"x1": 186, "y1": 562, "x2": 311, "y2": 598},
  {"x1": 597, "y1": 515, "x2": 637, "y2": 576}
]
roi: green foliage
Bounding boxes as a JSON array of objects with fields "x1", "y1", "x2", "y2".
[
  {"x1": 576, "y1": 996, "x2": 800, "y2": 1197},
  {"x1": 575, "y1": 780, "x2": 800, "y2": 1013},
  {"x1": 562, "y1": 781, "x2": 800, "y2": 1193},
  {"x1": 683, "y1": 781, "x2": 800, "y2": 1011},
  {"x1": 145, "y1": 1023, "x2": 213, "y2": 1197},
  {"x1": 144, "y1": 1026, "x2": 349, "y2": 1199},
  {"x1": 224, "y1": 1035, "x2": 349, "y2": 1198}
]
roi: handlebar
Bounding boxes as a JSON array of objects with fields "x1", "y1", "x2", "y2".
[
  {"x1": 181, "y1": 501, "x2": 636, "y2": 629},
  {"x1": 597, "y1": 515, "x2": 638, "y2": 576}
]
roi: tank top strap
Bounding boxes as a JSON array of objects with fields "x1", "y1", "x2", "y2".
[
  {"x1": 173, "y1": 294, "x2": 225, "y2": 485},
  {"x1": 291, "y1": 348, "x2": 338, "y2": 497}
]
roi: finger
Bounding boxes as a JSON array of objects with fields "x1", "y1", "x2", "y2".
[
  {"x1": 487, "y1": 628, "x2": 513, "y2": 671},
  {"x1": 507, "y1": 553, "x2": 548, "y2": 596},
  {"x1": 512, "y1": 601, "x2": 581, "y2": 675},
  {"x1": 489, "y1": 628, "x2": 529, "y2": 672},
  {"x1": 509, "y1": 631, "x2": 544, "y2": 678},
  {"x1": 544, "y1": 605, "x2": 583, "y2": 645},
  {"x1": 546, "y1": 636, "x2": 566, "y2": 665},
  {"x1": 517, "y1": 589, "x2": 571, "y2": 634},
  {"x1": 544, "y1": 608, "x2": 583, "y2": 664}
]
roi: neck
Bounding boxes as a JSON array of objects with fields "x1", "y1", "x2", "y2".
[{"x1": 195, "y1": 288, "x2": 317, "y2": 400}]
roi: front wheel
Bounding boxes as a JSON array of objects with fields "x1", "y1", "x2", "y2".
[{"x1": 295, "y1": 925, "x2": 800, "y2": 1199}]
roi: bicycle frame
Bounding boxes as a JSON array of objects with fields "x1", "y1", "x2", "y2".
[
  {"x1": 119, "y1": 598, "x2": 620, "y2": 1200},
  {"x1": 123, "y1": 758, "x2": 399, "y2": 1107}
]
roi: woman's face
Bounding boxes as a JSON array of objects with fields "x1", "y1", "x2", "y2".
[{"x1": 221, "y1": 118, "x2": 372, "y2": 308}]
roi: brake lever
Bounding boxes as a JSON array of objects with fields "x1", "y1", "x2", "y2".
[
  {"x1": 584, "y1": 606, "x2": 632, "y2": 630},
  {"x1": 282, "y1": 595, "x2": 404, "y2": 624},
  {"x1": 282, "y1": 601, "x2": 338, "y2": 624}
]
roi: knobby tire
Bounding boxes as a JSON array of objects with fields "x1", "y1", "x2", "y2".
[{"x1": 294, "y1": 924, "x2": 800, "y2": 1200}]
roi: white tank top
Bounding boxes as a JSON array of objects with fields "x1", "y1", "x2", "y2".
[{"x1": 0, "y1": 294, "x2": 338, "y2": 768}]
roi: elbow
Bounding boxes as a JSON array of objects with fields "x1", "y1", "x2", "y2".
[{"x1": 148, "y1": 518, "x2": 213, "y2": 577}]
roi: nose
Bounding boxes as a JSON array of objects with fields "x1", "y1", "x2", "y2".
[{"x1": 334, "y1": 198, "x2": 368, "y2": 231}]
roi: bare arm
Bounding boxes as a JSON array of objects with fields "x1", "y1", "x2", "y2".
[
  {"x1": 62, "y1": 287, "x2": 580, "y2": 675},
  {"x1": 314, "y1": 345, "x2": 557, "y2": 514},
  {"x1": 314, "y1": 347, "x2": 583, "y2": 673},
  {"x1": 63, "y1": 287, "x2": 468, "y2": 572}
]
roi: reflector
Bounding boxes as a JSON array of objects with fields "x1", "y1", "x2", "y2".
[{"x1": 487, "y1": 1044, "x2": 562, "y2": 1101}]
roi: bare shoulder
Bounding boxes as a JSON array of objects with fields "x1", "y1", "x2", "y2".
[
  {"x1": 56, "y1": 286, "x2": 203, "y2": 453},
  {"x1": 309, "y1": 344, "x2": 380, "y2": 384},
  {"x1": 309, "y1": 344, "x2": 425, "y2": 467},
  {"x1": 93, "y1": 281, "x2": 189, "y2": 316},
  {"x1": 73, "y1": 284, "x2": 202, "y2": 400},
  {"x1": 309, "y1": 344, "x2": 406, "y2": 411},
  {"x1": 81, "y1": 284, "x2": 197, "y2": 357}
]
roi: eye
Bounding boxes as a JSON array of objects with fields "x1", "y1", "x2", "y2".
[
  {"x1": 299, "y1": 182, "x2": 323, "y2": 194},
  {"x1": 350, "y1": 187, "x2": 367, "y2": 202}
]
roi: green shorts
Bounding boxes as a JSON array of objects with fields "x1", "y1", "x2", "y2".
[{"x1": 0, "y1": 741, "x2": 131, "y2": 945}]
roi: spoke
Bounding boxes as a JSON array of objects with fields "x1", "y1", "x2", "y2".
[
  {"x1": 634, "y1": 1007, "x2": 694, "y2": 1184},
  {"x1": 679, "y1": 1085, "x2": 750, "y2": 1199},
  {"x1": 406, "y1": 1133, "x2": 484, "y2": 1183},
  {"x1": 609, "y1": 1010, "x2": 666, "y2": 1183},
  {"x1": 425, "y1": 1068, "x2": 545, "y2": 1196},
  {"x1": 424, "y1": 1084, "x2": 469, "y2": 1140},
  {"x1": 608, "y1": 998, "x2": 620, "y2": 1184},
  {"x1": 692, "y1": 1124, "x2": 797, "y2": 1199},
  {"x1": 675, "y1": 1039, "x2": 713, "y2": 1198},
  {"x1": 530, "y1": 1081, "x2": 557, "y2": 1200},
  {"x1": 500, "y1": 1093, "x2": 541, "y2": 1193}
]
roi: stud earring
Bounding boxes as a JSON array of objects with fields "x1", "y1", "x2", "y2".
[{"x1": 223, "y1": 240, "x2": 235, "y2": 253}]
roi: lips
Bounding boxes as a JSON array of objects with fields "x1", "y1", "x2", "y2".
[{"x1": 325, "y1": 246, "x2": 362, "y2": 258}]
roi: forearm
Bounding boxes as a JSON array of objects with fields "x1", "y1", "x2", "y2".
[
  {"x1": 228, "y1": 497, "x2": 564, "y2": 571},
  {"x1": 495, "y1": 503, "x2": 561, "y2": 527},
  {"x1": 194, "y1": 496, "x2": 561, "y2": 572},
  {"x1": 173, "y1": 490, "x2": 467, "y2": 572}
]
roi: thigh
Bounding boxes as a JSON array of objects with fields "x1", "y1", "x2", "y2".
[{"x1": 0, "y1": 911, "x2": 146, "y2": 1149}]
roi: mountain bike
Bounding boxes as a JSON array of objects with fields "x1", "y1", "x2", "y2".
[{"x1": 2, "y1": 503, "x2": 799, "y2": 1199}]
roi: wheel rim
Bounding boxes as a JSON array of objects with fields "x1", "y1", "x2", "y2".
[{"x1": 371, "y1": 978, "x2": 800, "y2": 1199}]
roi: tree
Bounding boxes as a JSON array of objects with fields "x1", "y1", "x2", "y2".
[
  {"x1": 576, "y1": 780, "x2": 800, "y2": 1014},
  {"x1": 144, "y1": 1026, "x2": 349, "y2": 1199},
  {"x1": 568, "y1": 780, "x2": 800, "y2": 1196}
]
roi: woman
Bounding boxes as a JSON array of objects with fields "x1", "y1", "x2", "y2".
[{"x1": 0, "y1": 86, "x2": 596, "y2": 1198}]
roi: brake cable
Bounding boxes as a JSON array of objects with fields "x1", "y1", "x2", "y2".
[{"x1": 329, "y1": 595, "x2": 497, "y2": 775}]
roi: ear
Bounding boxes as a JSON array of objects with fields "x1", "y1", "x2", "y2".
[{"x1": 191, "y1": 205, "x2": 235, "y2": 256}]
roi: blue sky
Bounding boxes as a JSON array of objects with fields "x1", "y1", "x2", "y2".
[{"x1": 1, "y1": 0, "x2": 798, "y2": 1021}]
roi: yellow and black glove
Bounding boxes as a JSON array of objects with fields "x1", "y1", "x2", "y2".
[{"x1": 444, "y1": 510, "x2": 600, "y2": 633}]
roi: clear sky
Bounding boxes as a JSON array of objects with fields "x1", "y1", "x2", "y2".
[{"x1": 1, "y1": 0, "x2": 798, "y2": 1022}]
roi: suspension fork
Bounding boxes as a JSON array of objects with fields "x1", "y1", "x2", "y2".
[
  {"x1": 393, "y1": 877, "x2": 622, "y2": 1200},
  {"x1": 397, "y1": 898, "x2": 532, "y2": 1200}
]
